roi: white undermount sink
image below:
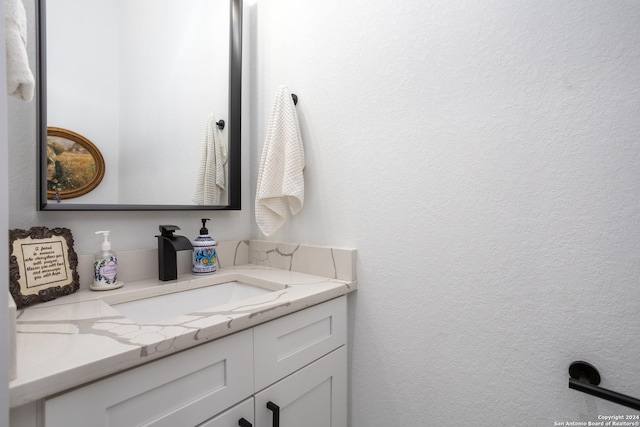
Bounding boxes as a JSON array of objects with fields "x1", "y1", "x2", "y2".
[{"x1": 112, "y1": 281, "x2": 275, "y2": 324}]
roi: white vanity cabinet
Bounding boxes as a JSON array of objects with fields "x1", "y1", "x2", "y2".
[
  {"x1": 196, "y1": 398, "x2": 254, "y2": 427},
  {"x1": 14, "y1": 296, "x2": 347, "y2": 427},
  {"x1": 254, "y1": 347, "x2": 346, "y2": 427},
  {"x1": 45, "y1": 329, "x2": 254, "y2": 427},
  {"x1": 253, "y1": 296, "x2": 347, "y2": 427}
]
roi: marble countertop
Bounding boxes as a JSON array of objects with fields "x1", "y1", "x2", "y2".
[{"x1": 10, "y1": 264, "x2": 356, "y2": 408}]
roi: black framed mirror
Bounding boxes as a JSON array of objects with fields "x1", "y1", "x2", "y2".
[{"x1": 37, "y1": 0, "x2": 242, "y2": 210}]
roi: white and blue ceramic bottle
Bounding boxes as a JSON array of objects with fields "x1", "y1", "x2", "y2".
[{"x1": 192, "y1": 219, "x2": 218, "y2": 275}]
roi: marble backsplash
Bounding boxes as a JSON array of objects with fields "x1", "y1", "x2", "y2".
[
  {"x1": 75, "y1": 240, "x2": 356, "y2": 289},
  {"x1": 249, "y1": 240, "x2": 356, "y2": 282}
]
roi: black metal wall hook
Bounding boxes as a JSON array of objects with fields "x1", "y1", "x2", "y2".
[
  {"x1": 217, "y1": 93, "x2": 295, "y2": 131},
  {"x1": 568, "y1": 361, "x2": 640, "y2": 410}
]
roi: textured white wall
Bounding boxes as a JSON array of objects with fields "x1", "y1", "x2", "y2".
[
  {"x1": 7, "y1": 0, "x2": 251, "y2": 255},
  {"x1": 1, "y1": 0, "x2": 11, "y2": 421},
  {"x1": 250, "y1": 0, "x2": 640, "y2": 424}
]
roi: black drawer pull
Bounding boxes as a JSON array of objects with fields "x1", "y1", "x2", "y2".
[
  {"x1": 238, "y1": 418, "x2": 252, "y2": 427},
  {"x1": 266, "y1": 401, "x2": 280, "y2": 427}
]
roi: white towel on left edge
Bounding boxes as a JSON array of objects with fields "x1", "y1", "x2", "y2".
[
  {"x1": 255, "y1": 85, "x2": 305, "y2": 236},
  {"x1": 193, "y1": 114, "x2": 228, "y2": 205},
  {"x1": 5, "y1": 0, "x2": 35, "y2": 102}
]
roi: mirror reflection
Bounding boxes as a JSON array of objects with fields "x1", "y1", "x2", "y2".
[
  {"x1": 46, "y1": 127, "x2": 105, "y2": 200},
  {"x1": 38, "y1": 0, "x2": 242, "y2": 210}
]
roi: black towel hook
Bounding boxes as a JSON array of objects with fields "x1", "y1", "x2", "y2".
[
  {"x1": 216, "y1": 119, "x2": 225, "y2": 130},
  {"x1": 291, "y1": 93, "x2": 298, "y2": 106}
]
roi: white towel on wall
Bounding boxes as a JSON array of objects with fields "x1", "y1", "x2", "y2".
[
  {"x1": 193, "y1": 114, "x2": 228, "y2": 205},
  {"x1": 255, "y1": 85, "x2": 305, "y2": 236},
  {"x1": 5, "y1": 0, "x2": 35, "y2": 102}
]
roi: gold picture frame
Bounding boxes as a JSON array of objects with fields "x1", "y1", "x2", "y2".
[
  {"x1": 46, "y1": 127, "x2": 105, "y2": 200},
  {"x1": 9, "y1": 226, "x2": 80, "y2": 308}
]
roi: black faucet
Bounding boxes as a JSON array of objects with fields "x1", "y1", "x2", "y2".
[{"x1": 156, "y1": 225, "x2": 193, "y2": 281}]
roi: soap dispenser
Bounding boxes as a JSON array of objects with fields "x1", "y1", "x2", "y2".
[
  {"x1": 93, "y1": 231, "x2": 120, "y2": 290},
  {"x1": 192, "y1": 219, "x2": 218, "y2": 275}
]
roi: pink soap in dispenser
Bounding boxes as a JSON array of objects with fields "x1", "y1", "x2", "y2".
[{"x1": 192, "y1": 219, "x2": 218, "y2": 275}]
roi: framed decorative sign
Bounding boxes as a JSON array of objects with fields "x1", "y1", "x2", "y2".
[{"x1": 9, "y1": 227, "x2": 80, "y2": 308}]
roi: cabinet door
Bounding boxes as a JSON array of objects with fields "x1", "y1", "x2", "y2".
[
  {"x1": 197, "y1": 398, "x2": 254, "y2": 427},
  {"x1": 254, "y1": 346, "x2": 346, "y2": 427},
  {"x1": 45, "y1": 329, "x2": 253, "y2": 427},
  {"x1": 254, "y1": 296, "x2": 346, "y2": 392}
]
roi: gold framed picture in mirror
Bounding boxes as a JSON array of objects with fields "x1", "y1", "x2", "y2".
[{"x1": 46, "y1": 127, "x2": 105, "y2": 200}]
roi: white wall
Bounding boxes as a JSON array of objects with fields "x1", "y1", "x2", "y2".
[
  {"x1": 251, "y1": 0, "x2": 640, "y2": 424},
  {"x1": 1, "y1": 0, "x2": 11, "y2": 422},
  {"x1": 8, "y1": 0, "x2": 251, "y2": 255}
]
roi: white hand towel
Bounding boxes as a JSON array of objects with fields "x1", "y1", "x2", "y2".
[
  {"x1": 5, "y1": 0, "x2": 35, "y2": 102},
  {"x1": 255, "y1": 85, "x2": 305, "y2": 236},
  {"x1": 193, "y1": 114, "x2": 228, "y2": 205}
]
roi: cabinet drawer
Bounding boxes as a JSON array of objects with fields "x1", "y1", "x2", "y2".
[
  {"x1": 196, "y1": 397, "x2": 254, "y2": 427},
  {"x1": 253, "y1": 296, "x2": 346, "y2": 391},
  {"x1": 44, "y1": 329, "x2": 254, "y2": 427}
]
